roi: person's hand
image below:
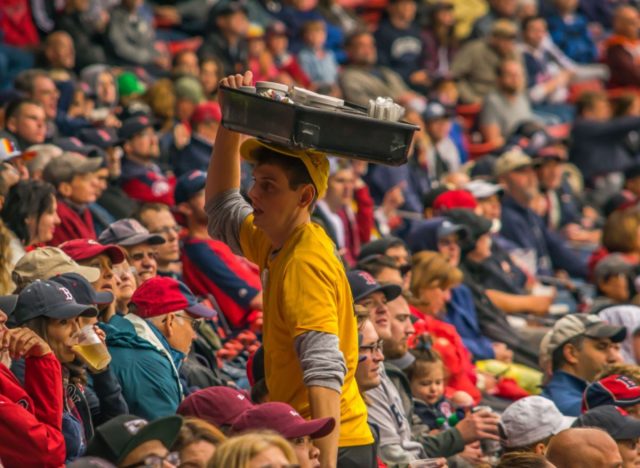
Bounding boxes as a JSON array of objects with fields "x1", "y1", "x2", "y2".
[
  {"x1": 94, "y1": 326, "x2": 106, "y2": 344},
  {"x1": 103, "y1": 114, "x2": 121, "y2": 128},
  {"x1": 492, "y1": 342, "x2": 513, "y2": 363},
  {"x1": 409, "y1": 69, "x2": 431, "y2": 86},
  {"x1": 527, "y1": 294, "x2": 554, "y2": 316},
  {"x1": 154, "y1": 5, "x2": 181, "y2": 23},
  {"x1": 455, "y1": 409, "x2": 500, "y2": 444},
  {"x1": 0, "y1": 328, "x2": 52, "y2": 359},
  {"x1": 410, "y1": 458, "x2": 447, "y2": 468},
  {"x1": 173, "y1": 123, "x2": 191, "y2": 150},
  {"x1": 220, "y1": 71, "x2": 254, "y2": 89},
  {"x1": 459, "y1": 441, "x2": 487, "y2": 464},
  {"x1": 249, "y1": 292, "x2": 263, "y2": 311},
  {"x1": 382, "y1": 182, "x2": 405, "y2": 217}
]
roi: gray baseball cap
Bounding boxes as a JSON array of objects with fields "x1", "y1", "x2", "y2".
[
  {"x1": 542, "y1": 314, "x2": 627, "y2": 357},
  {"x1": 593, "y1": 254, "x2": 633, "y2": 282},
  {"x1": 98, "y1": 218, "x2": 165, "y2": 247},
  {"x1": 42, "y1": 152, "x2": 103, "y2": 186},
  {"x1": 499, "y1": 396, "x2": 575, "y2": 448}
]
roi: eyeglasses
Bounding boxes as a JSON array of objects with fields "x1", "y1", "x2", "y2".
[
  {"x1": 113, "y1": 264, "x2": 136, "y2": 278},
  {"x1": 175, "y1": 313, "x2": 203, "y2": 331},
  {"x1": 151, "y1": 226, "x2": 181, "y2": 236},
  {"x1": 360, "y1": 339, "x2": 384, "y2": 354},
  {"x1": 121, "y1": 452, "x2": 180, "y2": 468},
  {"x1": 130, "y1": 251, "x2": 159, "y2": 262}
]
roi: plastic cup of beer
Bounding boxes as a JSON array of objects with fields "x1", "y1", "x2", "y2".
[{"x1": 72, "y1": 325, "x2": 111, "y2": 372}]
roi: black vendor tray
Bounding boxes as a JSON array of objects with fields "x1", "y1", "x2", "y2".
[{"x1": 219, "y1": 86, "x2": 418, "y2": 166}]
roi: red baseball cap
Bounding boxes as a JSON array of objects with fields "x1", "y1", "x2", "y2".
[
  {"x1": 191, "y1": 102, "x2": 221, "y2": 126},
  {"x1": 59, "y1": 238, "x2": 125, "y2": 265},
  {"x1": 130, "y1": 276, "x2": 216, "y2": 319},
  {"x1": 177, "y1": 386, "x2": 254, "y2": 427},
  {"x1": 232, "y1": 402, "x2": 335, "y2": 439},
  {"x1": 583, "y1": 374, "x2": 640, "y2": 412},
  {"x1": 433, "y1": 190, "x2": 478, "y2": 212}
]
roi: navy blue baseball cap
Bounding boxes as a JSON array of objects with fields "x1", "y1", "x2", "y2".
[
  {"x1": 12, "y1": 279, "x2": 98, "y2": 325},
  {"x1": 175, "y1": 170, "x2": 206, "y2": 204},
  {"x1": 573, "y1": 405, "x2": 640, "y2": 441},
  {"x1": 0, "y1": 295, "x2": 18, "y2": 315},
  {"x1": 347, "y1": 269, "x2": 402, "y2": 303},
  {"x1": 78, "y1": 127, "x2": 122, "y2": 149},
  {"x1": 50, "y1": 272, "x2": 114, "y2": 307},
  {"x1": 422, "y1": 100, "x2": 455, "y2": 122},
  {"x1": 118, "y1": 115, "x2": 154, "y2": 141}
]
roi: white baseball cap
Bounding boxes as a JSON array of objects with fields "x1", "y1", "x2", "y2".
[
  {"x1": 499, "y1": 396, "x2": 575, "y2": 448},
  {"x1": 464, "y1": 179, "x2": 503, "y2": 200}
]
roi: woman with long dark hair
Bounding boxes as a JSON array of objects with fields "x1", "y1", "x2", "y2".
[{"x1": 1, "y1": 179, "x2": 60, "y2": 248}]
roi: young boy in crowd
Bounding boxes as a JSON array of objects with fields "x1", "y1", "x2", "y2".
[
  {"x1": 43, "y1": 152, "x2": 102, "y2": 245},
  {"x1": 298, "y1": 20, "x2": 340, "y2": 94}
]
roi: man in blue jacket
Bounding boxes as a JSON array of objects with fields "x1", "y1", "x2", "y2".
[
  {"x1": 541, "y1": 314, "x2": 625, "y2": 416},
  {"x1": 101, "y1": 276, "x2": 215, "y2": 420},
  {"x1": 496, "y1": 147, "x2": 588, "y2": 278}
]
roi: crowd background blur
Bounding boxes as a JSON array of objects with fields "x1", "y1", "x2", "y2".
[{"x1": 4, "y1": 0, "x2": 640, "y2": 467}]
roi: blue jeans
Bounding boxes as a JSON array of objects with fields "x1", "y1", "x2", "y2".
[{"x1": 0, "y1": 43, "x2": 34, "y2": 89}]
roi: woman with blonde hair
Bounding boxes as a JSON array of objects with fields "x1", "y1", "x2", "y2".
[
  {"x1": 408, "y1": 250, "x2": 482, "y2": 403},
  {"x1": 208, "y1": 431, "x2": 298, "y2": 468}
]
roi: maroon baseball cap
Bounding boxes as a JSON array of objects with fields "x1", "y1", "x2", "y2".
[
  {"x1": 190, "y1": 102, "x2": 221, "y2": 126},
  {"x1": 130, "y1": 276, "x2": 216, "y2": 319},
  {"x1": 59, "y1": 239, "x2": 125, "y2": 265},
  {"x1": 232, "y1": 402, "x2": 335, "y2": 439},
  {"x1": 583, "y1": 374, "x2": 640, "y2": 412},
  {"x1": 433, "y1": 190, "x2": 478, "y2": 213},
  {"x1": 177, "y1": 386, "x2": 254, "y2": 427}
]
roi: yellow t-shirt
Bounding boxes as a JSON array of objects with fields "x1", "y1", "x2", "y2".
[{"x1": 239, "y1": 214, "x2": 373, "y2": 447}]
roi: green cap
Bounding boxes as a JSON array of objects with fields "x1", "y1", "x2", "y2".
[
  {"x1": 86, "y1": 415, "x2": 182, "y2": 464},
  {"x1": 174, "y1": 76, "x2": 205, "y2": 104},
  {"x1": 117, "y1": 71, "x2": 146, "y2": 98}
]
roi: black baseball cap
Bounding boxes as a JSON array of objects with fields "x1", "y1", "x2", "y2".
[
  {"x1": 12, "y1": 279, "x2": 98, "y2": 326},
  {"x1": 347, "y1": 269, "x2": 402, "y2": 302},
  {"x1": 210, "y1": 0, "x2": 248, "y2": 18},
  {"x1": 445, "y1": 209, "x2": 492, "y2": 242},
  {"x1": 572, "y1": 405, "x2": 640, "y2": 441},
  {"x1": 175, "y1": 169, "x2": 206, "y2": 204},
  {"x1": 52, "y1": 137, "x2": 104, "y2": 158},
  {"x1": 78, "y1": 127, "x2": 123, "y2": 149},
  {"x1": 118, "y1": 115, "x2": 154, "y2": 141},
  {"x1": 358, "y1": 237, "x2": 406, "y2": 262},
  {"x1": 50, "y1": 272, "x2": 114, "y2": 307},
  {"x1": 86, "y1": 415, "x2": 182, "y2": 465}
]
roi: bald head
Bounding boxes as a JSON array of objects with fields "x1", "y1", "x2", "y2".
[
  {"x1": 547, "y1": 428, "x2": 622, "y2": 468},
  {"x1": 614, "y1": 6, "x2": 640, "y2": 39},
  {"x1": 44, "y1": 31, "x2": 75, "y2": 70}
]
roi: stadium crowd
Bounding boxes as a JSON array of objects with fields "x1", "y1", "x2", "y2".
[{"x1": 5, "y1": 0, "x2": 640, "y2": 467}]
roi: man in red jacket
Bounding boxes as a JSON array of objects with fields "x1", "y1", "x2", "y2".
[
  {"x1": 43, "y1": 151, "x2": 102, "y2": 245},
  {"x1": 0, "y1": 295, "x2": 66, "y2": 467},
  {"x1": 176, "y1": 170, "x2": 263, "y2": 329}
]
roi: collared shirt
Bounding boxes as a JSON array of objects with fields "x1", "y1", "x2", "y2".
[{"x1": 541, "y1": 370, "x2": 588, "y2": 416}]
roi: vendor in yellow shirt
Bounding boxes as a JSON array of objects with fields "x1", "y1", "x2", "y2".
[{"x1": 204, "y1": 71, "x2": 374, "y2": 468}]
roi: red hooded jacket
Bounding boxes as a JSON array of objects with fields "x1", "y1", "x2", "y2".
[{"x1": 0, "y1": 353, "x2": 66, "y2": 467}]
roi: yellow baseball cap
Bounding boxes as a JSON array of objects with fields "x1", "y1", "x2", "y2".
[{"x1": 240, "y1": 138, "x2": 329, "y2": 199}]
